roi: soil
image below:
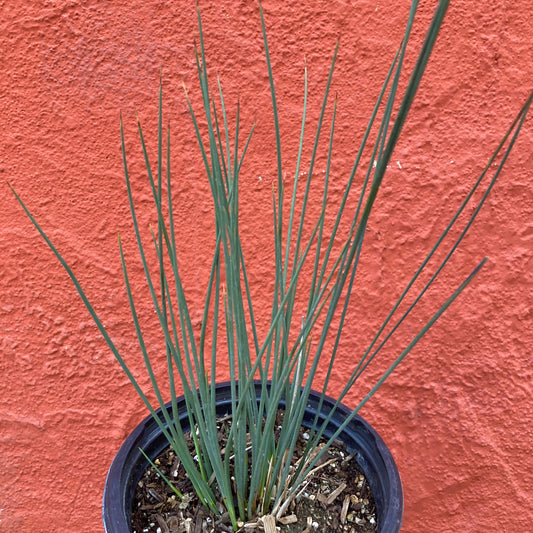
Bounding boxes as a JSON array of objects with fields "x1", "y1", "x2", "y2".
[{"x1": 131, "y1": 415, "x2": 377, "y2": 533}]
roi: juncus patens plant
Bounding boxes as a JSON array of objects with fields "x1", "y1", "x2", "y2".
[{"x1": 11, "y1": 0, "x2": 532, "y2": 529}]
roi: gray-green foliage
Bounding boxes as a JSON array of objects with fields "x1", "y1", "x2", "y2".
[{"x1": 12, "y1": 0, "x2": 531, "y2": 529}]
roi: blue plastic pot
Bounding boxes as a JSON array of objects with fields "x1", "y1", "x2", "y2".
[{"x1": 103, "y1": 382, "x2": 403, "y2": 532}]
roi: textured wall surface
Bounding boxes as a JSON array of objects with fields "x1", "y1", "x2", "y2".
[{"x1": 1, "y1": 1, "x2": 531, "y2": 531}]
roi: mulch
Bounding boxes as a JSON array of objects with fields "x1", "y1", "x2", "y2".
[{"x1": 131, "y1": 414, "x2": 377, "y2": 533}]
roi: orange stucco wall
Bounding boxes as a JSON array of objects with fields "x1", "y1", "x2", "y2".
[{"x1": 1, "y1": 1, "x2": 531, "y2": 531}]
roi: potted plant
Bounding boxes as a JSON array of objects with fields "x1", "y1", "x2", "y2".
[{"x1": 10, "y1": 0, "x2": 531, "y2": 532}]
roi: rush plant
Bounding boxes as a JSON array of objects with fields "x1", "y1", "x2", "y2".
[{"x1": 11, "y1": 0, "x2": 531, "y2": 530}]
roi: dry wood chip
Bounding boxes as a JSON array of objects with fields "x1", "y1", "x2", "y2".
[
  {"x1": 193, "y1": 515, "x2": 203, "y2": 533},
  {"x1": 261, "y1": 514, "x2": 277, "y2": 533},
  {"x1": 168, "y1": 516, "x2": 180, "y2": 529},
  {"x1": 278, "y1": 514, "x2": 298, "y2": 525},
  {"x1": 316, "y1": 492, "x2": 328, "y2": 504},
  {"x1": 325, "y1": 482, "x2": 347, "y2": 505},
  {"x1": 155, "y1": 513, "x2": 170, "y2": 533},
  {"x1": 341, "y1": 494, "x2": 350, "y2": 524}
]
